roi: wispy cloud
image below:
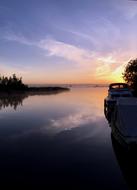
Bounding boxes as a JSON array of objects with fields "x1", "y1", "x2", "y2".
[
  {"x1": 3, "y1": 33, "x2": 34, "y2": 45},
  {"x1": 3, "y1": 33, "x2": 94, "y2": 60},
  {"x1": 38, "y1": 38, "x2": 95, "y2": 64},
  {"x1": 2, "y1": 33, "x2": 134, "y2": 83},
  {"x1": 65, "y1": 29, "x2": 101, "y2": 47},
  {"x1": 3, "y1": 33, "x2": 96, "y2": 65},
  {"x1": 63, "y1": 17, "x2": 121, "y2": 52}
]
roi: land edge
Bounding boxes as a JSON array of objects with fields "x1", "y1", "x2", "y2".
[{"x1": 0, "y1": 86, "x2": 70, "y2": 95}]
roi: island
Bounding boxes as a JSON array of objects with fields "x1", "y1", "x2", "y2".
[
  {"x1": 0, "y1": 74, "x2": 70, "y2": 94},
  {"x1": 0, "y1": 74, "x2": 70, "y2": 110}
]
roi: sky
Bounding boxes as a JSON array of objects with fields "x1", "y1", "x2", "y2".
[{"x1": 0, "y1": 0, "x2": 137, "y2": 84}]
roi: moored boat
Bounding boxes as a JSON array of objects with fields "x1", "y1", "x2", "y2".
[
  {"x1": 104, "y1": 83, "x2": 137, "y2": 146},
  {"x1": 111, "y1": 97, "x2": 137, "y2": 146},
  {"x1": 104, "y1": 83, "x2": 132, "y2": 123}
]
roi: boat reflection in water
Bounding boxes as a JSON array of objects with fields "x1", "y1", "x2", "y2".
[{"x1": 111, "y1": 134, "x2": 137, "y2": 190}]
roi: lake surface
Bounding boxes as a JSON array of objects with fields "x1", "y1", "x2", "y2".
[{"x1": 0, "y1": 87, "x2": 132, "y2": 189}]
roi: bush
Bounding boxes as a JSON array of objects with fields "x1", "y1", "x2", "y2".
[{"x1": 123, "y1": 59, "x2": 137, "y2": 95}]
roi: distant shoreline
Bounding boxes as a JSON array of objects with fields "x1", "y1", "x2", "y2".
[
  {"x1": 28, "y1": 86, "x2": 70, "y2": 91},
  {"x1": 27, "y1": 86, "x2": 70, "y2": 95},
  {"x1": 28, "y1": 84, "x2": 109, "y2": 88},
  {"x1": 0, "y1": 86, "x2": 70, "y2": 95}
]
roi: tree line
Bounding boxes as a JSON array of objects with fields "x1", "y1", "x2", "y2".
[{"x1": 0, "y1": 74, "x2": 28, "y2": 91}]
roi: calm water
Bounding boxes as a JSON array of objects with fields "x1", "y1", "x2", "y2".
[{"x1": 0, "y1": 87, "x2": 133, "y2": 189}]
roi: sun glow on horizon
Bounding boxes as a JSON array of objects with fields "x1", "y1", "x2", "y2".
[{"x1": 0, "y1": 0, "x2": 137, "y2": 85}]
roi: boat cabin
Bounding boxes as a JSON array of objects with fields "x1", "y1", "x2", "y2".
[
  {"x1": 108, "y1": 83, "x2": 132, "y2": 98},
  {"x1": 104, "y1": 83, "x2": 132, "y2": 123},
  {"x1": 109, "y1": 83, "x2": 129, "y2": 90}
]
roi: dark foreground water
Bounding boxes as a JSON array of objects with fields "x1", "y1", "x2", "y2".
[{"x1": 0, "y1": 87, "x2": 134, "y2": 189}]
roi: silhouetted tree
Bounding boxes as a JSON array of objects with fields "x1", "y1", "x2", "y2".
[
  {"x1": 123, "y1": 59, "x2": 137, "y2": 95},
  {"x1": 0, "y1": 74, "x2": 28, "y2": 91}
]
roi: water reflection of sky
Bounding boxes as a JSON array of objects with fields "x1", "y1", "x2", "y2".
[
  {"x1": 0, "y1": 88, "x2": 107, "y2": 137},
  {"x1": 0, "y1": 87, "x2": 129, "y2": 189}
]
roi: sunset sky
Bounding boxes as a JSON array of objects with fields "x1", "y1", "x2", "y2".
[{"x1": 0, "y1": 0, "x2": 137, "y2": 84}]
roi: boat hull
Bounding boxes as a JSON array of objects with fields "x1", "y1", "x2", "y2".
[{"x1": 109, "y1": 98, "x2": 137, "y2": 146}]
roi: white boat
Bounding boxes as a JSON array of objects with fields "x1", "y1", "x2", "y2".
[
  {"x1": 104, "y1": 83, "x2": 137, "y2": 146},
  {"x1": 111, "y1": 97, "x2": 137, "y2": 145},
  {"x1": 104, "y1": 83, "x2": 132, "y2": 123}
]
